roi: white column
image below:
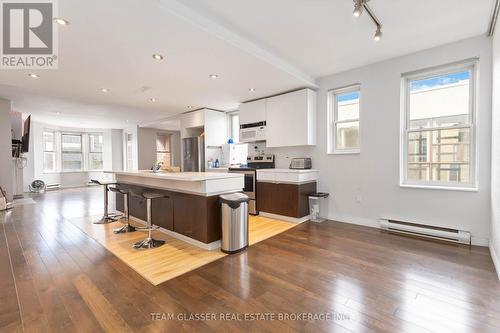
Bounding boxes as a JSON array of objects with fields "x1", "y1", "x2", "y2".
[{"x1": 0, "y1": 98, "x2": 13, "y2": 201}]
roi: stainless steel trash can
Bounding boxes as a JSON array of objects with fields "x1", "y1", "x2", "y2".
[{"x1": 220, "y1": 193, "x2": 249, "y2": 254}]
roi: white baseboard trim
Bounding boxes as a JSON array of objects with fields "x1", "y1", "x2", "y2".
[
  {"x1": 259, "y1": 212, "x2": 308, "y2": 224},
  {"x1": 127, "y1": 215, "x2": 221, "y2": 251},
  {"x1": 327, "y1": 213, "x2": 488, "y2": 247},
  {"x1": 489, "y1": 242, "x2": 500, "y2": 281}
]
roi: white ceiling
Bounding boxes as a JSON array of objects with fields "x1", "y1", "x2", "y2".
[
  {"x1": 183, "y1": 0, "x2": 494, "y2": 77},
  {"x1": 0, "y1": 0, "x2": 494, "y2": 128}
]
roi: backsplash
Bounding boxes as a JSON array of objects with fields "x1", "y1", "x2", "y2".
[{"x1": 247, "y1": 142, "x2": 315, "y2": 169}]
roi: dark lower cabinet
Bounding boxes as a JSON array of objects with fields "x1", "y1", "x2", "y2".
[
  {"x1": 115, "y1": 184, "x2": 220, "y2": 244},
  {"x1": 257, "y1": 181, "x2": 316, "y2": 218}
]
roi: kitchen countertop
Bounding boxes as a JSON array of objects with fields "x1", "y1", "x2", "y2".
[
  {"x1": 107, "y1": 170, "x2": 241, "y2": 181},
  {"x1": 256, "y1": 168, "x2": 318, "y2": 184},
  {"x1": 105, "y1": 170, "x2": 244, "y2": 196},
  {"x1": 257, "y1": 169, "x2": 318, "y2": 173}
]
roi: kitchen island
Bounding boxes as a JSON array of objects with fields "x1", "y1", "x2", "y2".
[{"x1": 105, "y1": 171, "x2": 244, "y2": 248}]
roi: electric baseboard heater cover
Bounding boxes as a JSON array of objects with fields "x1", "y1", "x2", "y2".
[{"x1": 379, "y1": 218, "x2": 471, "y2": 245}]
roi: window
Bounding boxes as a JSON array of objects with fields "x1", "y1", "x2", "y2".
[
  {"x1": 401, "y1": 61, "x2": 476, "y2": 189},
  {"x1": 61, "y1": 133, "x2": 83, "y2": 171},
  {"x1": 328, "y1": 85, "x2": 360, "y2": 153},
  {"x1": 43, "y1": 130, "x2": 56, "y2": 172},
  {"x1": 156, "y1": 133, "x2": 171, "y2": 167},
  {"x1": 88, "y1": 133, "x2": 104, "y2": 170},
  {"x1": 230, "y1": 113, "x2": 240, "y2": 143}
]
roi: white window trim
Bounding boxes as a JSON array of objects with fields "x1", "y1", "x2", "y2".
[
  {"x1": 327, "y1": 84, "x2": 361, "y2": 155},
  {"x1": 43, "y1": 130, "x2": 105, "y2": 173},
  {"x1": 61, "y1": 132, "x2": 84, "y2": 172},
  {"x1": 42, "y1": 129, "x2": 57, "y2": 173},
  {"x1": 88, "y1": 132, "x2": 104, "y2": 171},
  {"x1": 399, "y1": 59, "x2": 479, "y2": 191}
]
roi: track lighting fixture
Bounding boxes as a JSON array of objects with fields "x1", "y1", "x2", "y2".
[
  {"x1": 373, "y1": 25, "x2": 382, "y2": 41},
  {"x1": 352, "y1": 0, "x2": 383, "y2": 41},
  {"x1": 353, "y1": 0, "x2": 364, "y2": 17}
]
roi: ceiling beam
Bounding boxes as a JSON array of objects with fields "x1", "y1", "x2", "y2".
[{"x1": 156, "y1": 0, "x2": 317, "y2": 88}]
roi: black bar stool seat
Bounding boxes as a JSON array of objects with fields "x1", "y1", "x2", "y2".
[
  {"x1": 131, "y1": 191, "x2": 168, "y2": 249},
  {"x1": 108, "y1": 185, "x2": 136, "y2": 234},
  {"x1": 91, "y1": 179, "x2": 121, "y2": 224}
]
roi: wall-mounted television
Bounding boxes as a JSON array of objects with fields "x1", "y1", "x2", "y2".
[{"x1": 21, "y1": 115, "x2": 31, "y2": 153}]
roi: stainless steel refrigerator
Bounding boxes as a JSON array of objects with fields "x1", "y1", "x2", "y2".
[{"x1": 182, "y1": 136, "x2": 205, "y2": 172}]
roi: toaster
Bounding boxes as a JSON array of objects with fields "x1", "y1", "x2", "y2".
[{"x1": 289, "y1": 158, "x2": 312, "y2": 169}]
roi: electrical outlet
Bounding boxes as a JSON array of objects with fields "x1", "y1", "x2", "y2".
[{"x1": 355, "y1": 194, "x2": 362, "y2": 203}]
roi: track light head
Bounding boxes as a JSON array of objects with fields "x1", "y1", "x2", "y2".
[
  {"x1": 353, "y1": 0, "x2": 364, "y2": 17},
  {"x1": 374, "y1": 26, "x2": 382, "y2": 41}
]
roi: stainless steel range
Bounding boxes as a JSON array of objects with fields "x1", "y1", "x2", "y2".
[{"x1": 228, "y1": 154, "x2": 275, "y2": 215}]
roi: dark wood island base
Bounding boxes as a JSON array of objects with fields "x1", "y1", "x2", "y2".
[{"x1": 115, "y1": 184, "x2": 221, "y2": 244}]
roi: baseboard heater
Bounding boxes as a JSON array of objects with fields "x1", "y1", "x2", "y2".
[
  {"x1": 379, "y1": 218, "x2": 471, "y2": 245},
  {"x1": 46, "y1": 184, "x2": 61, "y2": 191}
]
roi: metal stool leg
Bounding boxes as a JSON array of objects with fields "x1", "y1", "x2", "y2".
[
  {"x1": 94, "y1": 185, "x2": 120, "y2": 224},
  {"x1": 133, "y1": 198, "x2": 165, "y2": 249},
  {"x1": 114, "y1": 193, "x2": 136, "y2": 233}
]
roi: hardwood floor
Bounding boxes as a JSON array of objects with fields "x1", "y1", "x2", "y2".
[
  {"x1": 67, "y1": 214, "x2": 294, "y2": 285},
  {"x1": 1, "y1": 187, "x2": 499, "y2": 332}
]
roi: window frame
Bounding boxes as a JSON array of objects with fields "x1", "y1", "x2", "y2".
[
  {"x1": 400, "y1": 59, "x2": 478, "y2": 191},
  {"x1": 60, "y1": 132, "x2": 84, "y2": 172},
  {"x1": 327, "y1": 84, "x2": 361, "y2": 154},
  {"x1": 42, "y1": 130, "x2": 57, "y2": 173},
  {"x1": 155, "y1": 133, "x2": 172, "y2": 167},
  {"x1": 88, "y1": 133, "x2": 104, "y2": 171}
]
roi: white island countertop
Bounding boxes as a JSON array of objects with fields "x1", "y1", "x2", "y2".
[{"x1": 105, "y1": 170, "x2": 244, "y2": 196}]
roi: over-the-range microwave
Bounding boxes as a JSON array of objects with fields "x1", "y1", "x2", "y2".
[{"x1": 239, "y1": 121, "x2": 266, "y2": 142}]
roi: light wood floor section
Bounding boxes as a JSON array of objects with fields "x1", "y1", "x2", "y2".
[{"x1": 69, "y1": 215, "x2": 296, "y2": 285}]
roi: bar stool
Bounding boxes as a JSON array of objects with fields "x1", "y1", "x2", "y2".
[
  {"x1": 131, "y1": 191, "x2": 168, "y2": 249},
  {"x1": 108, "y1": 185, "x2": 136, "y2": 233},
  {"x1": 91, "y1": 179, "x2": 121, "y2": 224}
]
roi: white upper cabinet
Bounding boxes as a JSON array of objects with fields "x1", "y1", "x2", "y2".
[
  {"x1": 239, "y1": 99, "x2": 266, "y2": 125},
  {"x1": 204, "y1": 110, "x2": 228, "y2": 146},
  {"x1": 266, "y1": 89, "x2": 316, "y2": 147}
]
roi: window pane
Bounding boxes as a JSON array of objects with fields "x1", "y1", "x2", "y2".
[
  {"x1": 407, "y1": 128, "x2": 470, "y2": 183},
  {"x1": 157, "y1": 152, "x2": 171, "y2": 167},
  {"x1": 409, "y1": 70, "x2": 470, "y2": 129},
  {"x1": 337, "y1": 91, "x2": 359, "y2": 121},
  {"x1": 89, "y1": 153, "x2": 103, "y2": 170},
  {"x1": 43, "y1": 152, "x2": 55, "y2": 172},
  {"x1": 62, "y1": 134, "x2": 82, "y2": 152},
  {"x1": 336, "y1": 121, "x2": 359, "y2": 150},
  {"x1": 62, "y1": 153, "x2": 82, "y2": 171},
  {"x1": 89, "y1": 134, "x2": 103, "y2": 153},
  {"x1": 156, "y1": 134, "x2": 170, "y2": 152},
  {"x1": 43, "y1": 131, "x2": 54, "y2": 151}
]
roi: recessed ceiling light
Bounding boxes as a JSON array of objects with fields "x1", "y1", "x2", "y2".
[
  {"x1": 248, "y1": 88, "x2": 256, "y2": 92},
  {"x1": 56, "y1": 112, "x2": 61, "y2": 115},
  {"x1": 101, "y1": 88, "x2": 108, "y2": 93},
  {"x1": 54, "y1": 18, "x2": 69, "y2": 25},
  {"x1": 209, "y1": 74, "x2": 219, "y2": 79},
  {"x1": 28, "y1": 73, "x2": 39, "y2": 78},
  {"x1": 152, "y1": 54, "x2": 164, "y2": 60},
  {"x1": 149, "y1": 98, "x2": 157, "y2": 102}
]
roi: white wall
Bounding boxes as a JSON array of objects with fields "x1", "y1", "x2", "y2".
[
  {"x1": 137, "y1": 127, "x2": 181, "y2": 170},
  {"x1": 491, "y1": 30, "x2": 500, "y2": 278},
  {"x1": 267, "y1": 36, "x2": 492, "y2": 246},
  {"x1": 0, "y1": 98, "x2": 13, "y2": 201}
]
